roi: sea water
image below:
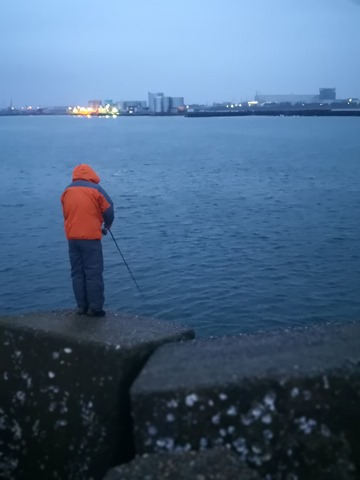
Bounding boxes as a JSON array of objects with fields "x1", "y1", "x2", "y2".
[{"x1": 0, "y1": 115, "x2": 359, "y2": 337}]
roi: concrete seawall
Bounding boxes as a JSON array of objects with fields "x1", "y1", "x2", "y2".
[
  {"x1": 0, "y1": 311, "x2": 194, "y2": 480},
  {"x1": 1, "y1": 312, "x2": 359, "y2": 479},
  {"x1": 130, "y1": 321, "x2": 360, "y2": 479}
]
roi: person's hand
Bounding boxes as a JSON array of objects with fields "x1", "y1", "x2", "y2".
[{"x1": 102, "y1": 227, "x2": 108, "y2": 235}]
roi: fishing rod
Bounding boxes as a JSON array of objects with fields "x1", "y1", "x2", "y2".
[{"x1": 105, "y1": 228, "x2": 145, "y2": 299}]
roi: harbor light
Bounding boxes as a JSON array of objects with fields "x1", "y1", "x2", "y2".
[{"x1": 69, "y1": 104, "x2": 119, "y2": 117}]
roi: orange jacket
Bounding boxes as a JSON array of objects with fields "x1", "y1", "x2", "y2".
[{"x1": 61, "y1": 164, "x2": 114, "y2": 240}]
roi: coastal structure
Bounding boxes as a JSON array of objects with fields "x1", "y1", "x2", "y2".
[
  {"x1": 186, "y1": 87, "x2": 360, "y2": 117},
  {"x1": 68, "y1": 104, "x2": 119, "y2": 117},
  {"x1": 255, "y1": 87, "x2": 336, "y2": 105},
  {"x1": 148, "y1": 92, "x2": 164, "y2": 113},
  {"x1": 88, "y1": 100, "x2": 102, "y2": 110},
  {"x1": 1, "y1": 312, "x2": 359, "y2": 479},
  {"x1": 0, "y1": 312, "x2": 194, "y2": 479},
  {"x1": 148, "y1": 91, "x2": 185, "y2": 114},
  {"x1": 319, "y1": 88, "x2": 337, "y2": 101},
  {"x1": 118, "y1": 100, "x2": 147, "y2": 114},
  {"x1": 42, "y1": 106, "x2": 69, "y2": 115},
  {"x1": 3, "y1": 87, "x2": 360, "y2": 118}
]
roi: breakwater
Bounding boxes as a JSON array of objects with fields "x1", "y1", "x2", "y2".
[
  {"x1": 186, "y1": 109, "x2": 360, "y2": 118},
  {"x1": 1, "y1": 312, "x2": 359, "y2": 479},
  {"x1": 0, "y1": 311, "x2": 194, "y2": 479}
]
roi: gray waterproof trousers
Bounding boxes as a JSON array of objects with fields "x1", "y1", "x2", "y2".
[{"x1": 68, "y1": 240, "x2": 104, "y2": 311}]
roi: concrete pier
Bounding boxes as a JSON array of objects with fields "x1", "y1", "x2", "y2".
[
  {"x1": 0, "y1": 311, "x2": 194, "y2": 480},
  {"x1": 2, "y1": 311, "x2": 360, "y2": 479},
  {"x1": 104, "y1": 449, "x2": 259, "y2": 479},
  {"x1": 130, "y1": 321, "x2": 360, "y2": 479}
]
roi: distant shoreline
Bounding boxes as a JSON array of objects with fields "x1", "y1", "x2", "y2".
[
  {"x1": 0, "y1": 112, "x2": 181, "y2": 118},
  {"x1": 1, "y1": 109, "x2": 360, "y2": 118},
  {"x1": 186, "y1": 109, "x2": 360, "y2": 118}
]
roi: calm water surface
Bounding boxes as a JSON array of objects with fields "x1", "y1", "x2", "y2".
[{"x1": 0, "y1": 115, "x2": 359, "y2": 337}]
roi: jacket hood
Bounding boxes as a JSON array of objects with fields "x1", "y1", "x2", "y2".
[{"x1": 72, "y1": 164, "x2": 100, "y2": 184}]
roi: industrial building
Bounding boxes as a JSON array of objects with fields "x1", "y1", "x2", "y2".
[
  {"x1": 118, "y1": 100, "x2": 147, "y2": 113},
  {"x1": 148, "y1": 92, "x2": 185, "y2": 114},
  {"x1": 88, "y1": 100, "x2": 102, "y2": 110},
  {"x1": 255, "y1": 88, "x2": 336, "y2": 105},
  {"x1": 84, "y1": 94, "x2": 185, "y2": 116}
]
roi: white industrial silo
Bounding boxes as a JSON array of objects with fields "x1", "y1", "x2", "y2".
[
  {"x1": 154, "y1": 96, "x2": 163, "y2": 113},
  {"x1": 162, "y1": 97, "x2": 171, "y2": 113},
  {"x1": 148, "y1": 92, "x2": 164, "y2": 113}
]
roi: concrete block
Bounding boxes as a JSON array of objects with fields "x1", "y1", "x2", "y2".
[
  {"x1": 0, "y1": 311, "x2": 194, "y2": 480},
  {"x1": 104, "y1": 448, "x2": 259, "y2": 479},
  {"x1": 131, "y1": 321, "x2": 360, "y2": 479}
]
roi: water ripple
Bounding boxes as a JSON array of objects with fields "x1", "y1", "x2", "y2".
[{"x1": 1, "y1": 116, "x2": 360, "y2": 336}]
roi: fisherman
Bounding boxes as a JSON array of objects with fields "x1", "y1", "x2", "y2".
[{"x1": 61, "y1": 164, "x2": 114, "y2": 317}]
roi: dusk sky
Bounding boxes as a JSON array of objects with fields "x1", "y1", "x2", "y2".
[{"x1": 1, "y1": 0, "x2": 360, "y2": 107}]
